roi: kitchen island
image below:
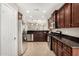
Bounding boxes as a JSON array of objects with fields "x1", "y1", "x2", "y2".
[{"x1": 27, "y1": 30, "x2": 49, "y2": 42}]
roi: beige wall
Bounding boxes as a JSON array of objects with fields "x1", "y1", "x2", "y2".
[{"x1": 27, "y1": 20, "x2": 48, "y2": 30}]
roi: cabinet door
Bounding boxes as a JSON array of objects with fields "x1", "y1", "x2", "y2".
[
  {"x1": 59, "y1": 7, "x2": 65, "y2": 28},
  {"x1": 63, "y1": 51, "x2": 71, "y2": 56},
  {"x1": 57, "y1": 41, "x2": 63, "y2": 56},
  {"x1": 57, "y1": 11, "x2": 60, "y2": 28},
  {"x1": 63, "y1": 44, "x2": 72, "y2": 56},
  {"x1": 72, "y1": 3, "x2": 79, "y2": 27},
  {"x1": 54, "y1": 39, "x2": 58, "y2": 55},
  {"x1": 52, "y1": 38, "x2": 55, "y2": 51},
  {"x1": 64, "y1": 3, "x2": 71, "y2": 28},
  {"x1": 33, "y1": 31, "x2": 47, "y2": 42}
]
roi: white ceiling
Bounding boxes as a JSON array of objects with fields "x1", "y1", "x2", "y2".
[{"x1": 16, "y1": 3, "x2": 64, "y2": 21}]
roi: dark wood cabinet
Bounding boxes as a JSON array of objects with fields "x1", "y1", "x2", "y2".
[
  {"x1": 64, "y1": 3, "x2": 71, "y2": 28},
  {"x1": 48, "y1": 18, "x2": 52, "y2": 30},
  {"x1": 51, "y1": 37, "x2": 72, "y2": 56},
  {"x1": 51, "y1": 36, "x2": 79, "y2": 56},
  {"x1": 72, "y1": 3, "x2": 79, "y2": 27},
  {"x1": 57, "y1": 11, "x2": 60, "y2": 28},
  {"x1": 27, "y1": 31, "x2": 48, "y2": 42},
  {"x1": 49, "y1": 3, "x2": 79, "y2": 28},
  {"x1": 63, "y1": 43, "x2": 72, "y2": 56},
  {"x1": 48, "y1": 10, "x2": 58, "y2": 29},
  {"x1": 54, "y1": 39, "x2": 58, "y2": 55},
  {"x1": 59, "y1": 7, "x2": 65, "y2": 28},
  {"x1": 33, "y1": 31, "x2": 48, "y2": 42},
  {"x1": 57, "y1": 41, "x2": 63, "y2": 56},
  {"x1": 51, "y1": 10, "x2": 58, "y2": 28}
]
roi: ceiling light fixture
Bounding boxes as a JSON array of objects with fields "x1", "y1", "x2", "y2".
[
  {"x1": 26, "y1": 10, "x2": 30, "y2": 13},
  {"x1": 30, "y1": 16, "x2": 32, "y2": 18},
  {"x1": 42, "y1": 16, "x2": 44, "y2": 18},
  {"x1": 34, "y1": 8, "x2": 39, "y2": 12},
  {"x1": 43, "y1": 10, "x2": 46, "y2": 13}
]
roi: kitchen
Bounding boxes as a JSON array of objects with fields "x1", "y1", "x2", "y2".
[
  {"x1": 48, "y1": 3, "x2": 79, "y2": 56},
  {"x1": 0, "y1": 3, "x2": 79, "y2": 56},
  {"x1": 23, "y1": 3, "x2": 79, "y2": 56}
]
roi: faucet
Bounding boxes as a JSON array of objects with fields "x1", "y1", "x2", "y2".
[
  {"x1": 56, "y1": 30, "x2": 62, "y2": 38},
  {"x1": 56, "y1": 30, "x2": 62, "y2": 33}
]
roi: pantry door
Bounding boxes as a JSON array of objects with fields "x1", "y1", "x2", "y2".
[{"x1": 1, "y1": 4, "x2": 18, "y2": 56}]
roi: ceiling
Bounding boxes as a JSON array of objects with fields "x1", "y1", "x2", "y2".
[{"x1": 16, "y1": 3, "x2": 64, "y2": 21}]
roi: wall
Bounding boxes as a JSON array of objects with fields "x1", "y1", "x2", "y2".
[
  {"x1": 52, "y1": 28, "x2": 79, "y2": 38},
  {"x1": 27, "y1": 20, "x2": 48, "y2": 30}
]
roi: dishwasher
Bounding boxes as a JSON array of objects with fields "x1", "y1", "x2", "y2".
[
  {"x1": 26, "y1": 34, "x2": 33, "y2": 41},
  {"x1": 48, "y1": 32, "x2": 52, "y2": 50}
]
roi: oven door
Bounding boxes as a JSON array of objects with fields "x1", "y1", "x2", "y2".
[{"x1": 48, "y1": 35, "x2": 52, "y2": 50}]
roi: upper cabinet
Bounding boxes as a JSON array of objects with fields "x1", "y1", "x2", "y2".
[
  {"x1": 59, "y1": 7, "x2": 65, "y2": 28},
  {"x1": 57, "y1": 11, "x2": 60, "y2": 28},
  {"x1": 49, "y1": 3, "x2": 79, "y2": 29},
  {"x1": 64, "y1": 3, "x2": 71, "y2": 28},
  {"x1": 72, "y1": 3, "x2": 79, "y2": 27},
  {"x1": 51, "y1": 10, "x2": 58, "y2": 28}
]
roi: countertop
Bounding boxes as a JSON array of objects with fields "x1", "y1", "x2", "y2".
[
  {"x1": 27, "y1": 30, "x2": 49, "y2": 31},
  {"x1": 52, "y1": 36, "x2": 79, "y2": 48}
]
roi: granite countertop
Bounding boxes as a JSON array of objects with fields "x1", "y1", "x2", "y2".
[
  {"x1": 27, "y1": 30, "x2": 49, "y2": 31},
  {"x1": 52, "y1": 36, "x2": 79, "y2": 48}
]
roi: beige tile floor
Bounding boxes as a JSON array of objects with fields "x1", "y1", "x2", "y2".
[{"x1": 23, "y1": 42, "x2": 56, "y2": 56}]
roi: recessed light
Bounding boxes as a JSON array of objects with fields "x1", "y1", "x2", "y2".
[
  {"x1": 42, "y1": 16, "x2": 44, "y2": 18},
  {"x1": 34, "y1": 8, "x2": 39, "y2": 11},
  {"x1": 43, "y1": 10, "x2": 46, "y2": 13},
  {"x1": 26, "y1": 10, "x2": 30, "y2": 13},
  {"x1": 30, "y1": 16, "x2": 32, "y2": 18}
]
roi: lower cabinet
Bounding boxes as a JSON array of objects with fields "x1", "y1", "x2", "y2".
[
  {"x1": 33, "y1": 31, "x2": 48, "y2": 42},
  {"x1": 57, "y1": 41, "x2": 63, "y2": 56},
  {"x1": 54, "y1": 39, "x2": 58, "y2": 55},
  {"x1": 52, "y1": 36, "x2": 79, "y2": 56},
  {"x1": 63, "y1": 43, "x2": 72, "y2": 56}
]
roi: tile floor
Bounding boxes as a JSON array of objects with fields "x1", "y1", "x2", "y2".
[{"x1": 23, "y1": 42, "x2": 56, "y2": 56}]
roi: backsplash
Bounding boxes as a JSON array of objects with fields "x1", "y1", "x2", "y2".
[{"x1": 52, "y1": 28, "x2": 79, "y2": 38}]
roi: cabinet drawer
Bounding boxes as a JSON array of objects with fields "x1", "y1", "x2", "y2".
[
  {"x1": 63, "y1": 50, "x2": 72, "y2": 56},
  {"x1": 63, "y1": 52, "x2": 71, "y2": 56},
  {"x1": 58, "y1": 41, "x2": 63, "y2": 46},
  {"x1": 63, "y1": 44, "x2": 72, "y2": 54}
]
